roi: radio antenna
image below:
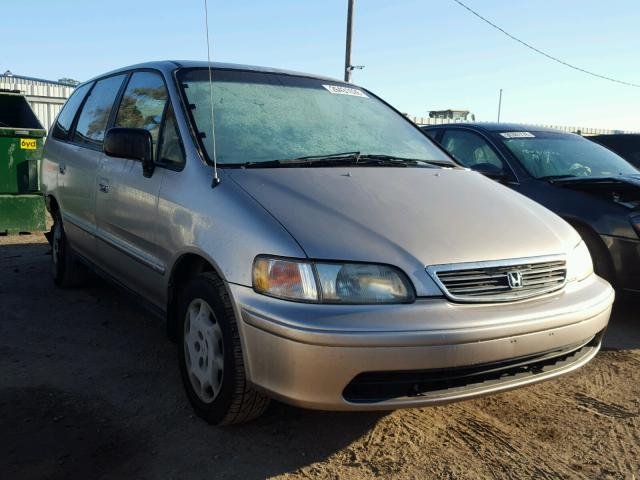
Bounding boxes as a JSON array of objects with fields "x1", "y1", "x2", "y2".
[{"x1": 204, "y1": 0, "x2": 220, "y2": 187}]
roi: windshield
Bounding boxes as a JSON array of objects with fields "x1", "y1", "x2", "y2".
[
  {"x1": 177, "y1": 68, "x2": 451, "y2": 166},
  {"x1": 499, "y1": 131, "x2": 638, "y2": 179}
]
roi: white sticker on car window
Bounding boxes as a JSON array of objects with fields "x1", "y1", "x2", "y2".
[
  {"x1": 500, "y1": 132, "x2": 535, "y2": 138},
  {"x1": 323, "y1": 85, "x2": 368, "y2": 98}
]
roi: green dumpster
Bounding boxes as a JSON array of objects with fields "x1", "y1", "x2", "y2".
[{"x1": 0, "y1": 89, "x2": 47, "y2": 234}]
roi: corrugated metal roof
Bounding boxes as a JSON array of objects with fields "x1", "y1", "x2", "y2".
[{"x1": 0, "y1": 81, "x2": 74, "y2": 99}]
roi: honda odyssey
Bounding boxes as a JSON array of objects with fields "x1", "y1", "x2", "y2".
[{"x1": 41, "y1": 61, "x2": 614, "y2": 424}]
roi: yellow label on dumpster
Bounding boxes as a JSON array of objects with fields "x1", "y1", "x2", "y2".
[{"x1": 20, "y1": 138, "x2": 37, "y2": 150}]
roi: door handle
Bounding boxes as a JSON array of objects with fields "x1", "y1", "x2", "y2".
[
  {"x1": 98, "y1": 182, "x2": 110, "y2": 193},
  {"x1": 59, "y1": 164, "x2": 66, "y2": 175}
]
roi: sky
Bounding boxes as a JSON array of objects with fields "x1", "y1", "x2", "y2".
[{"x1": 4, "y1": 0, "x2": 640, "y2": 131}]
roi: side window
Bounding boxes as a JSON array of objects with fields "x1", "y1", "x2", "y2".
[
  {"x1": 423, "y1": 129, "x2": 439, "y2": 141},
  {"x1": 51, "y1": 82, "x2": 93, "y2": 140},
  {"x1": 73, "y1": 74, "x2": 127, "y2": 148},
  {"x1": 115, "y1": 71, "x2": 168, "y2": 150},
  {"x1": 441, "y1": 129, "x2": 505, "y2": 171},
  {"x1": 157, "y1": 104, "x2": 185, "y2": 167}
]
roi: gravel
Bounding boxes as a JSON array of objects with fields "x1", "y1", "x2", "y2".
[{"x1": 1, "y1": 233, "x2": 638, "y2": 479}]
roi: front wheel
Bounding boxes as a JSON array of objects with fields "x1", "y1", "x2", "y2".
[{"x1": 178, "y1": 272, "x2": 270, "y2": 425}]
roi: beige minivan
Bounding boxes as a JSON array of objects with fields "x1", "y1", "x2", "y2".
[{"x1": 41, "y1": 61, "x2": 614, "y2": 424}]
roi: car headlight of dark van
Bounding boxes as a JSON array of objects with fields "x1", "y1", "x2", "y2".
[
  {"x1": 566, "y1": 241, "x2": 594, "y2": 282},
  {"x1": 252, "y1": 256, "x2": 415, "y2": 304}
]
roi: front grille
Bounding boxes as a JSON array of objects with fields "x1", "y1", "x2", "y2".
[
  {"x1": 427, "y1": 256, "x2": 567, "y2": 302},
  {"x1": 343, "y1": 332, "x2": 602, "y2": 403}
]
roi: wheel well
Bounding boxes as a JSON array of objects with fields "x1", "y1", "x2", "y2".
[
  {"x1": 43, "y1": 196, "x2": 60, "y2": 245},
  {"x1": 47, "y1": 195, "x2": 60, "y2": 215},
  {"x1": 166, "y1": 254, "x2": 216, "y2": 342}
]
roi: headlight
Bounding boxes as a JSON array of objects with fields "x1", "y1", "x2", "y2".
[
  {"x1": 252, "y1": 257, "x2": 318, "y2": 301},
  {"x1": 315, "y1": 263, "x2": 414, "y2": 304},
  {"x1": 566, "y1": 241, "x2": 593, "y2": 282},
  {"x1": 252, "y1": 256, "x2": 414, "y2": 304},
  {"x1": 631, "y1": 214, "x2": 640, "y2": 237}
]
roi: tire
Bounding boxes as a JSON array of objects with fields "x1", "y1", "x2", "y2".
[
  {"x1": 178, "y1": 272, "x2": 270, "y2": 425},
  {"x1": 51, "y1": 211, "x2": 87, "y2": 288}
]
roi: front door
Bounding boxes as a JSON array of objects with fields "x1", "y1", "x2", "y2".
[{"x1": 95, "y1": 71, "x2": 171, "y2": 305}]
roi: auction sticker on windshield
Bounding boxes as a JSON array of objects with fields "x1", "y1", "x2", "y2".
[
  {"x1": 500, "y1": 132, "x2": 535, "y2": 139},
  {"x1": 323, "y1": 85, "x2": 368, "y2": 98}
]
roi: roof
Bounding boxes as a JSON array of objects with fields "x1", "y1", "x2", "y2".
[
  {"x1": 85, "y1": 60, "x2": 344, "y2": 85},
  {"x1": 429, "y1": 109, "x2": 469, "y2": 114},
  {"x1": 422, "y1": 122, "x2": 568, "y2": 133}
]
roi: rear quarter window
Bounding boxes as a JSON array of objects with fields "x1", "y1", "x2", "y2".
[{"x1": 50, "y1": 82, "x2": 93, "y2": 140}]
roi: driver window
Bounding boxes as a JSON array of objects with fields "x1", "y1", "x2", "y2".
[
  {"x1": 441, "y1": 129, "x2": 505, "y2": 171},
  {"x1": 115, "y1": 71, "x2": 168, "y2": 151}
]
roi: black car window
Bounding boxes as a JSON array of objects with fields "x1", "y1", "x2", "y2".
[
  {"x1": 115, "y1": 71, "x2": 168, "y2": 150},
  {"x1": 593, "y1": 137, "x2": 640, "y2": 167},
  {"x1": 423, "y1": 129, "x2": 439, "y2": 141},
  {"x1": 441, "y1": 129, "x2": 505, "y2": 171},
  {"x1": 157, "y1": 103, "x2": 185, "y2": 167},
  {"x1": 501, "y1": 132, "x2": 638, "y2": 179},
  {"x1": 73, "y1": 74, "x2": 127, "y2": 148},
  {"x1": 51, "y1": 82, "x2": 93, "y2": 140}
]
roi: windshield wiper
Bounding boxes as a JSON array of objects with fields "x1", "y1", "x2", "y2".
[
  {"x1": 538, "y1": 174, "x2": 578, "y2": 181},
  {"x1": 295, "y1": 151, "x2": 362, "y2": 161},
  {"x1": 235, "y1": 152, "x2": 361, "y2": 169},
  {"x1": 357, "y1": 154, "x2": 454, "y2": 167},
  {"x1": 235, "y1": 152, "x2": 453, "y2": 169}
]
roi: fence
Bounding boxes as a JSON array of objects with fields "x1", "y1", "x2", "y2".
[
  {"x1": 2, "y1": 73, "x2": 637, "y2": 136},
  {"x1": 410, "y1": 117, "x2": 637, "y2": 135}
]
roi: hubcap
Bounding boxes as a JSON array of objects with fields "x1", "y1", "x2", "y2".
[{"x1": 183, "y1": 298, "x2": 224, "y2": 403}]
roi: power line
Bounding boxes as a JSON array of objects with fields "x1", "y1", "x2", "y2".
[{"x1": 451, "y1": 0, "x2": 640, "y2": 88}]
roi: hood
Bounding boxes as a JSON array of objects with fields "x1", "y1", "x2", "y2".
[
  {"x1": 229, "y1": 167, "x2": 580, "y2": 296},
  {"x1": 552, "y1": 175, "x2": 640, "y2": 211}
]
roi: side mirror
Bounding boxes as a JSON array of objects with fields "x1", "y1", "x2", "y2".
[
  {"x1": 471, "y1": 162, "x2": 507, "y2": 181},
  {"x1": 104, "y1": 127, "x2": 155, "y2": 178}
]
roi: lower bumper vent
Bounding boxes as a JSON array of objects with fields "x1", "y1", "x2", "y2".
[{"x1": 343, "y1": 332, "x2": 602, "y2": 403}]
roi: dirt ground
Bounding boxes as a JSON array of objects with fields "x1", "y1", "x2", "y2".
[{"x1": 1, "y1": 233, "x2": 639, "y2": 480}]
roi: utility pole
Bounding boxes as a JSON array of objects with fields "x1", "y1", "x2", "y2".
[
  {"x1": 497, "y1": 88, "x2": 503, "y2": 122},
  {"x1": 344, "y1": 0, "x2": 355, "y2": 82}
]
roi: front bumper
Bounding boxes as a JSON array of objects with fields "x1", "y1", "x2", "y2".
[{"x1": 228, "y1": 274, "x2": 614, "y2": 411}]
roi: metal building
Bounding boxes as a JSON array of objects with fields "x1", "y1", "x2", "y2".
[
  {"x1": 429, "y1": 109, "x2": 472, "y2": 121},
  {"x1": 0, "y1": 71, "x2": 76, "y2": 133}
]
